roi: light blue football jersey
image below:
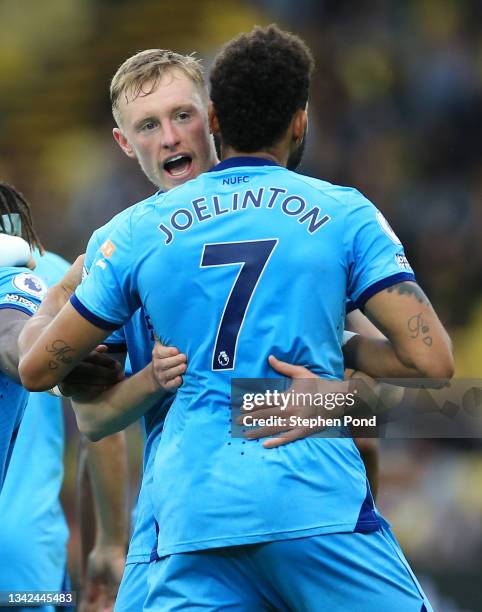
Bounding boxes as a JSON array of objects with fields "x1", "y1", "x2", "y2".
[
  {"x1": 74, "y1": 158, "x2": 415, "y2": 557},
  {"x1": 85, "y1": 202, "x2": 172, "y2": 562},
  {"x1": 0, "y1": 251, "x2": 70, "y2": 596},
  {"x1": 0, "y1": 266, "x2": 47, "y2": 491}
]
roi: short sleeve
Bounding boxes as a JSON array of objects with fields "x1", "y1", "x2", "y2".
[
  {"x1": 0, "y1": 268, "x2": 47, "y2": 316},
  {"x1": 83, "y1": 229, "x2": 127, "y2": 346},
  {"x1": 344, "y1": 191, "x2": 415, "y2": 310},
  {"x1": 104, "y1": 326, "x2": 127, "y2": 352},
  {"x1": 71, "y1": 217, "x2": 140, "y2": 330}
]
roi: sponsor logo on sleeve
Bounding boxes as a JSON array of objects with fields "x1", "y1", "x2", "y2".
[
  {"x1": 395, "y1": 253, "x2": 412, "y2": 271},
  {"x1": 376, "y1": 210, "x2": 402, "y2": 245},
  {"x1": 12, "y1": 273, "x2": 47, "y2": 298},
  {"x1": 1, "y1": 293, "x2": 38, "y2": 312},
  {"x1": 100, "y1": 239, "x2": 115, "y2": 258}
]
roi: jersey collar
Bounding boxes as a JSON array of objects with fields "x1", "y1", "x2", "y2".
[{"x1": 208, "y1": 156, "x2": 280, "y2": 173}]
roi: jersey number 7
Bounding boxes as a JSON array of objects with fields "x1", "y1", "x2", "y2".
[{"x1": 200, "y1": 239, "x2": 278, "y2": 371}]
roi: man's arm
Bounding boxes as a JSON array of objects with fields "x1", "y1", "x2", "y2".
[
  {"x1": 79, "y1": 433, "x2": 128, "y2": 612},
  {"x1": 72, "y1": 345, "x2": 186, "y2": 440},
  {"x1": 19, "y1": 298, "x2": 111, "y2": 390},
  {"x1": 0, "y1": 309, "x2": 29, "y2": 382},
  {"x1": 363, "y1": 281, "x2": 454, "y2": 380},
  {"x1": 345, "y1": 308, "x2": 422, "y2": 378},
  {"x1": 18, "y1": 255, "x2": 110, "y2": 390}
]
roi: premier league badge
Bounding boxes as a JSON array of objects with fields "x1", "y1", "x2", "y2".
[{"x1": 13, "y1": 272, "x2": 47, "y2": 299}]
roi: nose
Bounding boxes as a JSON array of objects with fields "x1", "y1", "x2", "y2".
[{"x1": 161, "y1": 121, "x2": 181, "y2": 150}]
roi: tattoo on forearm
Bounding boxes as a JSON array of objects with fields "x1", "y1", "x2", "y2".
[
  {"x1": 387, "y1": 282, "x2": 430, "y2": 306},
  {"x1": 407, "y1": 313, "x2": 433, "y2": 346},
  {"x1": 46, "y1": 340, "x2": 75, "y2": 370}
]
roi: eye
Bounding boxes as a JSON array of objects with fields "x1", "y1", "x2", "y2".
[
  {"x1": 177, "y1": 111, "x2": 190, "y2": 121},
  {"x1": 141, "y1": 120, "x2": 157, "y2": 132}
]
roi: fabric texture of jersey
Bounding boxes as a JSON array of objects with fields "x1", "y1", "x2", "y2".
[
  {"x1": 0, "y1": 251, "x2": 70, "y2": 596},
  {"x1": 0, "y1": 266, "x2": 46, "y2": 490},
  {"x1": 75, "y1": 159, "x2": 415, "y2": 557},
  {"x1": 85, "y1": 202, "x2": 172, "y2": 562}
]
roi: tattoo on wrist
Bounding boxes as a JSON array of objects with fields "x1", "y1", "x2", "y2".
[
  {"x1": 407, "y1": 313, "x2": 433, "y2": 346},
  {"x1": 387, "y1": 282, "x2": 430, "y2": 306},
  {"x1": 46, "y1": 340, "x2": 74, "y2": 370}
]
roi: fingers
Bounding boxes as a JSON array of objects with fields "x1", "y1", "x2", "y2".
[
  {"x1": 153, "y1": 353, "x2": 186, "y2": 371},
  {"x1": 262, "y1": 428, "x2": 310, "y2": 448},
  {"x1": 153, "y1": 362, "x2": 186, "y2": 390},
  {"x1": 151, "y1": 343, "x2": 187, "y2": 390},
  {"x1": 73, "y1": 253, "x2": 86, "y2": 266},
  {"x1": 61, "y1": 254, "x2": 86, "y2": 293},
  {"x1": 237, "y1": 406, "x2": 285, "y2": 422},
  {"x1": 268, "y1": 354, "x2": 298, "y2": 376},
  {"x1": 63, "y1": 362, "x2": 123, "y2": 385},
  {"x1": 152, "y1": 342, "x2": 180, "y2": 359},
  {"x1": 268, "y1": 355, "x2": 317, "y2": 379},
  {"x1": 83, "y1": 351, "x2": 123, "y2": 370},
  {"x1": 163, "y1": 375, "x2": 184, "y2": 391},
  {"x1": 244, "y1": 423, "x2": 292, "y2": 439}
]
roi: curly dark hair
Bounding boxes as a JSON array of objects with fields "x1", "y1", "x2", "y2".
[
  {"x1": 210, "y1": 24, "x2": 314, "y2": 152},
  {"x1": 0, "y1": 183, "x2": 43, "y2": 252}
]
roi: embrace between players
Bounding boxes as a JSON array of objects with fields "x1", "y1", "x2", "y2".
[{"x1": 11, "y1": 25, "x2": 453, "y2": 611}]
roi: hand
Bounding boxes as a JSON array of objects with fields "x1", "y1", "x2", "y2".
[
  {"x1": 79, "y1": 544, "x2": 126, "y2": 612},
  {"x1": 238, "y1": 355, "x2": 348, "y2": 449},
  {"x1": 59, "y1": 253, "x2": 85, "y2": 296},
  {"x1": 151, "y1": 341, "x2": 187, "y2": 391},
  {"x1": 59, "y1": 345, "x2": 124, "y2": 402}
]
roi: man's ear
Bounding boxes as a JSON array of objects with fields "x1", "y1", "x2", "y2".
[
  {"x1": 208, "y1": 101, "x2": 220, "y2": 135},
  {"x1": 113, "y1": 128, "x2": 136, "y2": 159},
  {"x1": 292, "y1": 108, "x2": 308, "y2": 144}
]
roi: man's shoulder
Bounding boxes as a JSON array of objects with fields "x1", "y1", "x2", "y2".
[
  {"x1": 95, "y1": 192, "x2": 161, "y2": 238},
  {"x1": 87, "y1": 191, "x2": 162, "y2": 260},
  {"x1": 289, "y1": 172, "x2": 367, "y2": 207}
]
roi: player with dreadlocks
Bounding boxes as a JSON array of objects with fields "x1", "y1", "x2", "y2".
[
  {"x1": 0, "y1": 183, "x2": 43, "y2": 256},
  {"x1": 0, "y1": 183, "x2": 126, "y2": 609},
  {"x1": 0, "y1": 182, "x2": 48, "y2": 488}
]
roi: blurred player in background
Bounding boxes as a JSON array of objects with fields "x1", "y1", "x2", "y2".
[
  {"x1": 0, "y1": 184, "x2": 47, "y2": 496},
  {"x1": 0, "y1": 183, "x2": 125, "y2": 612},
  {"x1": 19, "y1": 25, "x2": 454, "y2": 610},
  {"x1": 0, "y1": 183, "x2": 71, "y2": 612}
]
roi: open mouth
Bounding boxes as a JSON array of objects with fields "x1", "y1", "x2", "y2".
[{"x1": 163, "y1": 154, "x2": 193, "y2": 178}]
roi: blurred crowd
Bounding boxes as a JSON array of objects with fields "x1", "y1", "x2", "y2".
[{"x1": 0, "y1": 0, "x2": 481, "y2": 608}]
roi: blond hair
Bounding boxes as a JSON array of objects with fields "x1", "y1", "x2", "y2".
[{"x1": 110, "y1": 49, "x2": 206, "y2": 125}]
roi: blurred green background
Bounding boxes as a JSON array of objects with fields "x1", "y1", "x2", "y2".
[{"x1": 1, "y1": 0, "x2": 481, "y2": 609}]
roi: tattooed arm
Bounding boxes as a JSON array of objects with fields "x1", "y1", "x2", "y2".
[
  {"x1": 18, "y1": 298, "x2": 110, "y2": 390},
  {"x1": 363, "y1": 281, "x2": 454, "y2": 380},
  {"x1": 344, "y1": 308, "x2": 420, "y2": 378}
]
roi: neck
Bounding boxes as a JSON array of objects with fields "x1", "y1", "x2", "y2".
[{"x1": 222, "y1": 146, "x2": 288, "y2": 168}]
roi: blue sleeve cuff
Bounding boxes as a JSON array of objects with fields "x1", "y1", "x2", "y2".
[
  {"x1": 70, "y1": 294, "x2": 121, "y2": 331},
  {"x1": 346, "y1": 300, "x2": 356, "y2": 314},
  {"x1": 355, "y1": 272, "x2": 416, "y2": 311},
  {"x1": 0, "y1": 303, "x2": 33, "y2": 317},
  {"x1": 104, "y1": 342, "x2": 128, "y2": 353}
]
